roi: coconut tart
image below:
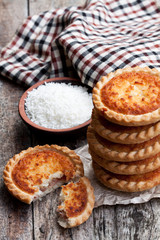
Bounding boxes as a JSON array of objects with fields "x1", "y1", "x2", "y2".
[
  {"x1": 92, "y1": 66, "x2": 160, "y2": 126},
  {"x1": 3, "y1": 145, "x2": 84, "y2": 204}
]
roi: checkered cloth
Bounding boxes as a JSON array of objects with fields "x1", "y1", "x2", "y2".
[{"x1": 0, "y1": 0, "x2": 160, "y2": 87}]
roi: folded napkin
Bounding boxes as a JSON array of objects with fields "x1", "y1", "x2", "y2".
[{"x1": 0, "y1": 0, "x2": 160, "y2": 87}]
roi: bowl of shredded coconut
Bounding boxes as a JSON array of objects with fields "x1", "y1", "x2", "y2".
[{"x1": 19, "y1": 77, "x2": 93, "y2": 135}]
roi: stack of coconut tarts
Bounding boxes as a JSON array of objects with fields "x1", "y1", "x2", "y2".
[{"x1": 87, "y1": 66, "x2": 160, "y2": 193}]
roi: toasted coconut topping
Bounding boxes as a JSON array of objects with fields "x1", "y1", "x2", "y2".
[
  {"x1": 12, "y1": 150, "x2": 75, "y2": 195},
  {"x1": 58, "y1": 179, "x2": 88, "y2": 218},
  {"x1": 101, "y1": 71, "x2": 160, "y2": 115}
]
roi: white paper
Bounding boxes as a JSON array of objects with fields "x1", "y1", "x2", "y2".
[{"x1": 75, "y1": 144, "x2": 160, "y2": 208}]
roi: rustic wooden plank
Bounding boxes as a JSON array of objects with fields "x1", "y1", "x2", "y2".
[
  {"x1": 29, "y1": 0, "x2": 86, "y2": 15},
  {"x1": 115, "y1": 201, "x2": 160, "y2": 240},
  {"x1": 0, "y1": 0, "x2": 28, "y2": 48},
  {"x1": 149, "y1": 199, "x2": 160, "y2": 239},
  {"x1": 0, "y1": 77, "x2": 33, "y2": 239},
  {"x1": 33, "y1": 189, "x2": 62, "y2": 240},
  {"x1": 91, "y1": 206, "x2": 117, "y2": 240},
  {"x1": 31, "y1": 130, "x2": 88, "y2": 150}
]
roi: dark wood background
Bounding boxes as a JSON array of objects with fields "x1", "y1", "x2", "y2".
[{"x1": 0, "y1": 1, "x2": 160, "y2": 239}]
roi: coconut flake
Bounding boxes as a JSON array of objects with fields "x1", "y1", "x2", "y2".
[{"x1": 25, "y1": 82, "x2": 93, "y2": 129}]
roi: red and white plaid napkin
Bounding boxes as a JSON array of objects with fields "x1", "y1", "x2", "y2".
[{"x1": 0, "y1": 0, "x2": 160, "y2": 87}]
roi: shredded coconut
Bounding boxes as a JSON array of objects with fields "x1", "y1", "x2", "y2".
[{"x1": 25, "y1": 82, "x2": 93, "y2": 129}]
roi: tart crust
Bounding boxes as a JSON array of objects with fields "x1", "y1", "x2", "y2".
[
  {"x1": 3, "y1": 144, "x2": 84, "y2": 204},
  {"x1": 89, "y1": 148, "x2": 160, "y2": 175},
  {"x1": 57, "y1": 176, "x2": 95, "y2": 228},
  {"x1": 87, "y1": 126, "x2": 160, "y2": 162},
  {"x1": 91, "y1": 109, "x2": 160, "y2": 144},
  {"x1": 93, "y1": 161, "x2": 160, "y2": 192},
  {"x1": 92, "y1": 66, "x2": 160, "y2": 126}
]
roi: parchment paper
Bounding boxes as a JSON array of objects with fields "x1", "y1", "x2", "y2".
[{"x1": 75, "y1": 144, "x2": 160, "y2": 208}]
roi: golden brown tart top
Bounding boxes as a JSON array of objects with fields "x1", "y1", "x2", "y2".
[
  {"x1": 58, "y1": 179, "x2": 88, "y2": 218},
  {"x1": 12, "y1": 149, "x2": 76, "y2": 195},
  {"x1": 93, "y1": 66, "x2": 160, "y2": 126},
  {"x1": 101, "y1": 71, "x2": 160, "y2": 115},
  {"x1": 57, "y1": 177, "x2": 95, "y2": 228}
]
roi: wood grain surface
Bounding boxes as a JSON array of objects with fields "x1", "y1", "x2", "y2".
[
  {"x1": 1, "y1": 1, "x2": 160, "y2": 240},
  {"x1": 29, "y1": 0, "x2": 85, "y2": 15},
  {"x1": 0, "y1": 0, "x2": 85, "y2": 48},
  {"x1": 0, "y1": 0, "x2": 28, "y2": 48}
]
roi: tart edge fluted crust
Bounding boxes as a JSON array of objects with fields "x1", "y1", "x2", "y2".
[
  {"x1": 87, "y1": 126, "x2": 160, "y2": 162},
  {"x1": 89, "y1": 147, "x2": 160, "y2": 175},
  {"x1": 93, "y1": 161, "x2": 160, "y2": 192},
  {"x1": 91, "y1": 109, "x2": 160, "y2": 144},
  {"x1": 92, "y1": 66, "x2": 160, "y2": 126}
]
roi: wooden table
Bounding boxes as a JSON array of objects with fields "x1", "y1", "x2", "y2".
[{"x1": 1, "y1": 1, "x2": 160, "y2": 239}]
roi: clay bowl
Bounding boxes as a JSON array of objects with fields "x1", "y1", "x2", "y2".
[{"x1": 18, "y1": 77, "x2": 92, "y2": 137}]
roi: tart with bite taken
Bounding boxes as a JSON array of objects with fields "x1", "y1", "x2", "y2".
[{"x1": 3, "y1": 144, "x2": 84, "y2": 204}]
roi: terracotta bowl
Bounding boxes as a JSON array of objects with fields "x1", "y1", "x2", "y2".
[{"x1": 18, "y1": 77, "x2": 92, "y2": 136}]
